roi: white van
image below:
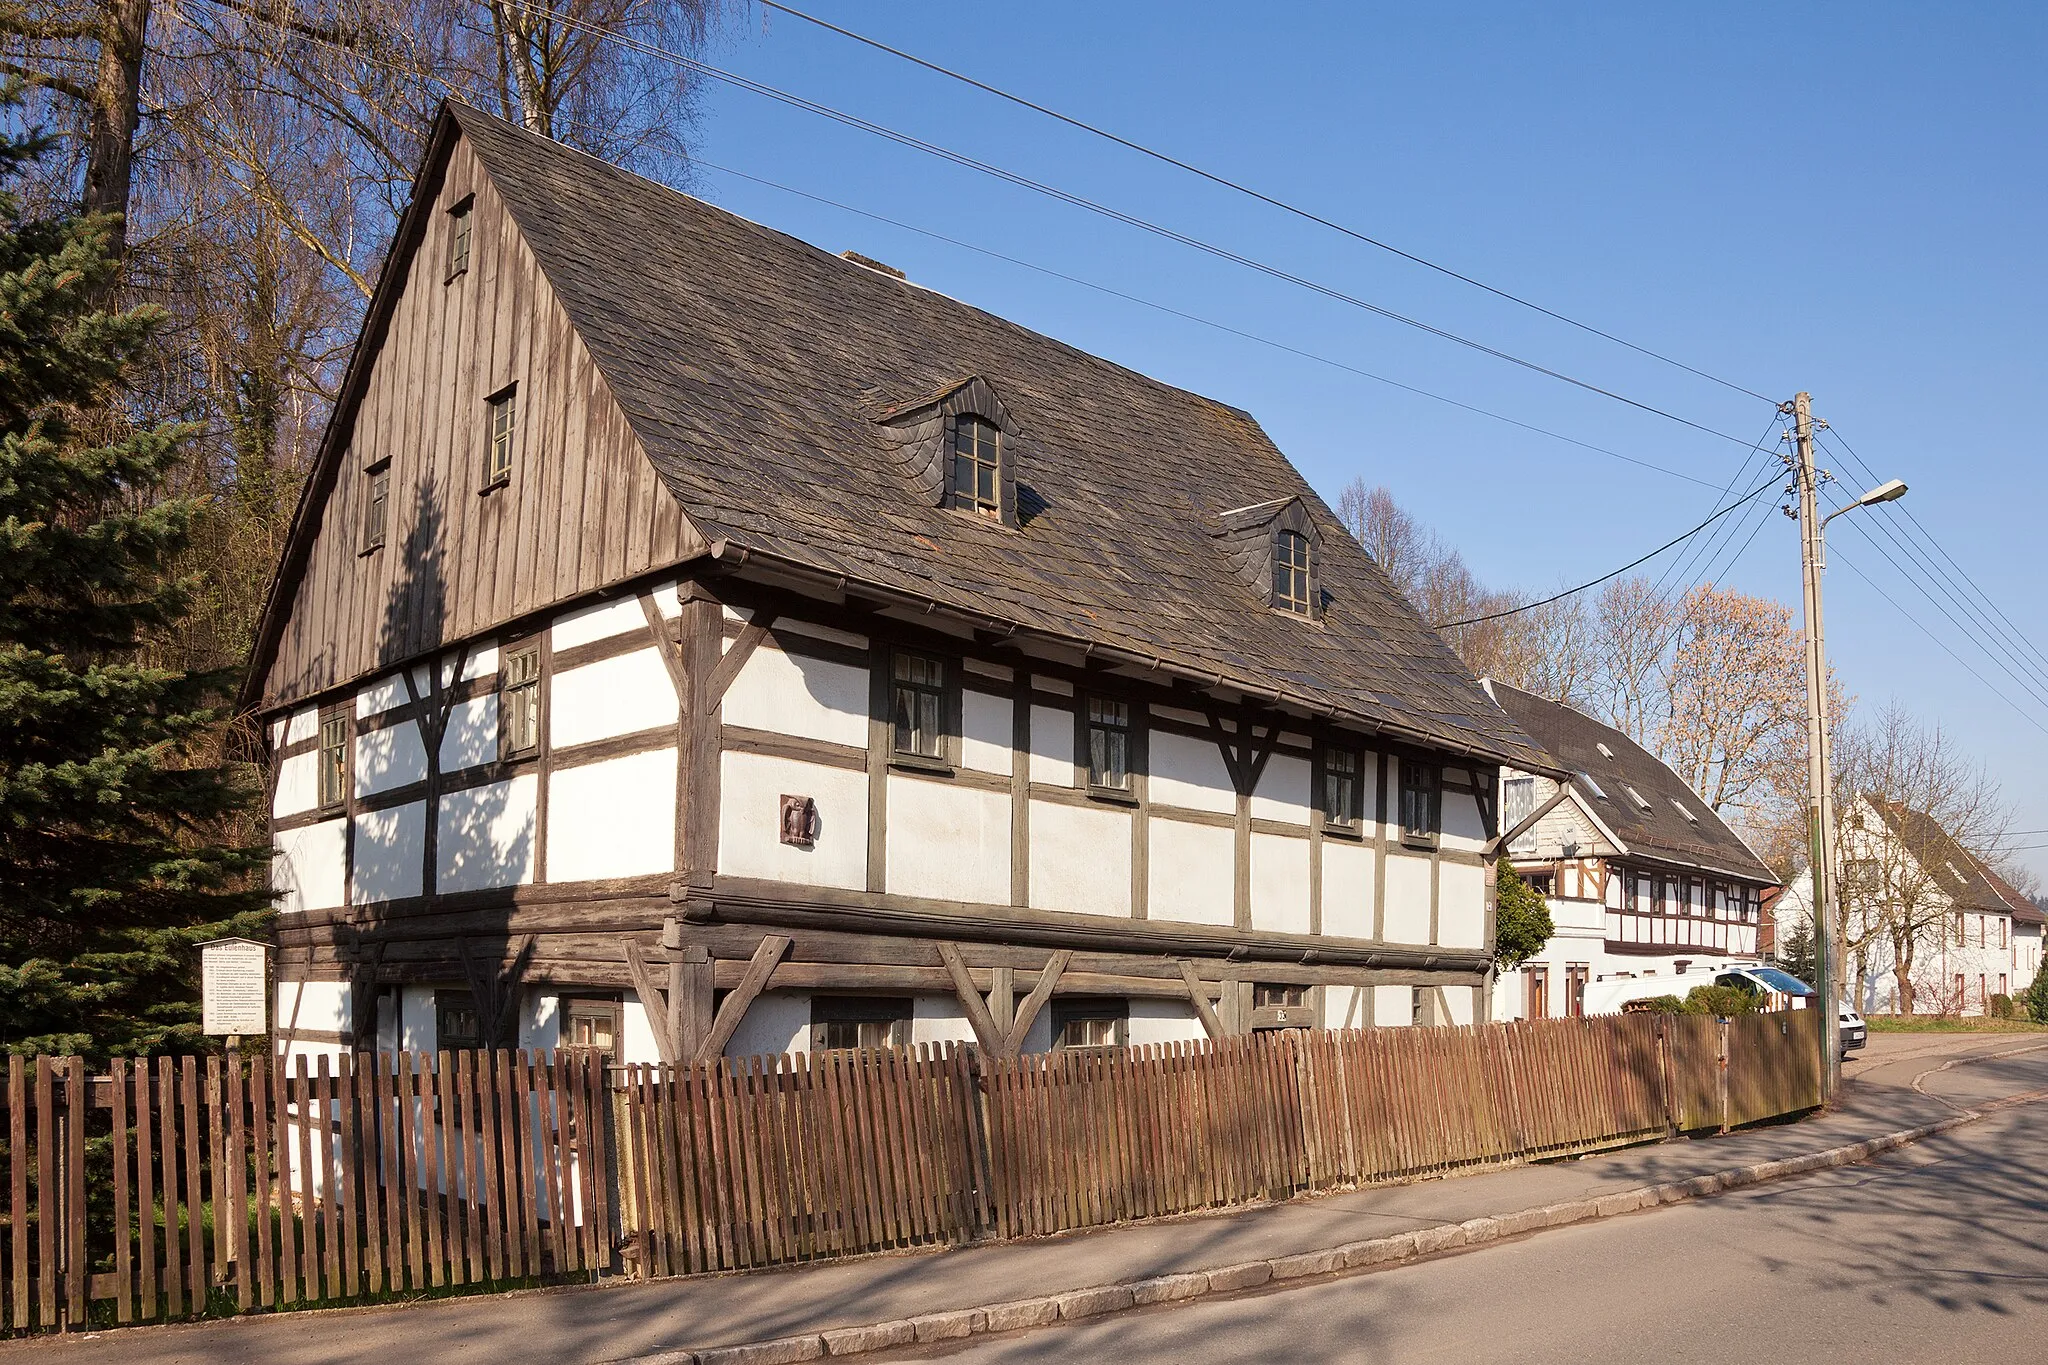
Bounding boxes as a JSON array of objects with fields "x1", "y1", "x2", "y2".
[{"x1": 1582, "y1": 961, "x2": 1813, "y2": 1018}]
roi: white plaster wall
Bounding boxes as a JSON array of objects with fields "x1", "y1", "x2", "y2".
[
  {"x1": 551, "y1": 648, "x2": 678, "y2": 748},
  {"x1": 1027, "y1": 800, "x2": 1130, "y2": 917},
  {"x1": 960, "y1": 689, "x2": 1013, "y2": 776},
  {"x1": 437, "y1": 773, "x2": 538, "y2": 893},
  {"x1": 1323, "y1": 985, "x2": 1370, "y2": 1031},
  {"x1": 1321, "y1": 840, "x2": 1375, "y2": 940},
  {"x1": 274, "y1": 751, "x2": 319, "y2": 818},
  {"x1": 726, "y1": 990, "x2": 810, "y2": 1058},
  {"x1": 357, "y1": 674, "x2": 410, "y2": 718},
  {"x1": 886, "y1": 775, "x2": 1011, "y2": 904},
  {"x1": 548, "y1": 748, "x2": 677, "y2": 882},
  {"x1": 520, "y1": 992, "x2": 561, "y2": 1050},
  {"x1": 1374, "y1": 986, "x2": 1414, "y2": 1027},
  {"x1": 912, "y1": 996, "x2": 978, "y2": 1047},
  {"x1": 1017, "y1": 1008, "x2": 1054, "y2": 1056},
  {"x1": 718, "y1": 751, "x2": 867, "y2": 889},
  {"x1": 721, "y1": 645, "x2": 869, "y2": 749},
  {"x1": 273, "y1": 819, "x2": 346, "y2": 913},
  {"x1": 1443, "y1": 987, "x2": 1477, "y2": 1026},
  {"x1": 552, "y1": 594, "x2": 650, "y2": 650},
  {"x1": 1442, "y1": 791, "x2": 1487, "y2": 854},
  {"x1": 276, "y1": 979, "x2": 348, "y2": 1035},
  {"x1": 620, "y1": 998, "x2": 664, "y2": 1065},
  {"x1": 440, "y1": 694, "x2": 498, "y2": 771},
  {"x1": 1128, "y1": 998, "x2": 1207, "y2": 1046},
  {"x1": 1383, "y1": 854, "x2": 1433, "y2": 945},
  {"x1": 1148, "y1": 818, "x2": 1234, "y2": 926},
  {"x1": 399, "y1": 985, "x2": 437, "y2": 1051},
  {"x1": 1148, "y1": 730, "x2": 1235, "y2": 815},
  {"x1": 458, "y1": 642, "x2": 498, "y2": 683},
  {"x1": 355, "y1": 720, "x2": 428, "y2": 797},
  {"x1": 353, "y1": 801, "x2": 426, "y2": 904},
  {"x1": 285, "y1": 705, "x2": 319, "y2": 745},
  {"x1": 1029, "y1": 704, "x2": 1074, "y2": 786},
  {"x1": 1250, "y1": 753, "x2": 1311, "y2": 825},
  {"x1": 775, "y1": 618, "x2": 867, "y2": 650},
  {"x1": 1438, "y1": 861, "x2": 1487, "y2": 950},
  {"x1": 1249, "y1": 832, "x2": 1311, "y2": 934}
]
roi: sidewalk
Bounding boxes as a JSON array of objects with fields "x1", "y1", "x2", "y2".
[{"x1": 9, "y1": 1032, "x2": 2045, "y2": 1365}]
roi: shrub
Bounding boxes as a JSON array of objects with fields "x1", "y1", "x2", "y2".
[
  {"x1": 1989, "y1": 993, "x2": 2014, "y2": 1020},
  {"x1": 1681, "y1": 984, "x2": 1764, "y2": 1017},
  {"x1": 1624, "y1": 995, "x2": 1687, "y2": 1014},
  {"x1": 2026, "y1": 973, "x2": 2048, "y2": 1025}
]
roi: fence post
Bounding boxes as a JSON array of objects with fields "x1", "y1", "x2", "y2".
[
  {"x1": 959, "y1": 1045, "x2": 995, "y2": 1243},
  {"x1": 1716, "y1": 1018, "x2": 1731, "y2": 1134}
]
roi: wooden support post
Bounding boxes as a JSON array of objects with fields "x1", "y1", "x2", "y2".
[
  {"x1": 937, "y1": 942, "x2": 1005, "y2": 1055},
  {"x1": 1003, "y1": 951, "x2": 1071, "y2": 1055},
  {"x1": 1178, "y1": 962, "x2": 1225, "y2": 1041},
  {"x1": 623, "y1": 941, "x2": 678, "y2": 1065},
  {"x1": 694, "y1": 935, "x2": 791, "y2": 1061}
]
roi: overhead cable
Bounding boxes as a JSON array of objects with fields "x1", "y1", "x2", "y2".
[{"x1": 758, "y1": 0, "x2": 1778, "y2": 406}]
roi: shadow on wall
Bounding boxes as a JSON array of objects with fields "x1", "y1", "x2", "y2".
[{"x1": 352, "y1": 472, "x2": 535, "y2": 1047}]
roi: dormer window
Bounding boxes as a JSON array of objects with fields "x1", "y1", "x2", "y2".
[
  {"x1": 951, "y1": 416, "x2": 1001, "y2": 517},
  {"x1": 1273, "y1": 529, "x2": 1312, "y2": 615}
]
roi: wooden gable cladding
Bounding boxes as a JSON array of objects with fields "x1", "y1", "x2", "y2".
[{"x1": 257, "y1": 131, "x2": 705, "y2": 712}]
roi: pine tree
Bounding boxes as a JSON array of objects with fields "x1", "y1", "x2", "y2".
[{"x1": 0, "y1": 109, "x2": 270, "y2": 1061}]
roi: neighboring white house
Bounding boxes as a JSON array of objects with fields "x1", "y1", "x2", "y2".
[
  {"x1": 1480, "y1": 682, "x2": 1780, "y2": 1020},
  {"x1": 1776, "y1": 796, "x2": 2043, "y2": 1016},
  {"x1": 243, "y1": 103, "x2": 1561, "y2": 1076}
]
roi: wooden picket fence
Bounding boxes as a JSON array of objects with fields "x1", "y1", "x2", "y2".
[
  {"x1": 613, "y1": 1007, "x2": 1824, "y2": 1275},
  {"x1": 0, "y1": 1050, "x2": 610, "y2": 1333},
  {"x1": 2, "y1": 1008, "x2": 1823, "y2": 1332}
]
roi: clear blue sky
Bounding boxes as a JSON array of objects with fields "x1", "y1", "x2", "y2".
[{"x1": 683, "y1": 2, "x2": 2048, "y2": 879}]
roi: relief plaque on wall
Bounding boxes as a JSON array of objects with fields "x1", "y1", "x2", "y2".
[{"x1": 779, "y1": 794, "x2": 818, "y2": 847}]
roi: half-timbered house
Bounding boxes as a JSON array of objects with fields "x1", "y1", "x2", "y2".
[
  {"x1": 1482, "y1": 682, "x2": 1779, "y2": 1018},
  {"x1": 245, "y1": 104, "x2": 1559, "y2": 1070}
]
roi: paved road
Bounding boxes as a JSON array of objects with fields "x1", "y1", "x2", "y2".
[{"x1": 871, "y1": 1040, "x2": 2048, "y2": 1365}]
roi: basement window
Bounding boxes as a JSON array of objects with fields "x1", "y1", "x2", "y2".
[
  {"x1": 436, "y1": 990, "x2": 482, "y2": 1050},
  {"x1": 1051, "y1": 998, "x2": 1128, "y2": 1050},
  {"x1": 811, "y1": 996, "x2": 910, "y2": 1051}
]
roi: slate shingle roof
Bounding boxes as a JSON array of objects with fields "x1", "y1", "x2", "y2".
[
  {"x1": 1485, "y1": 680, "x2": 1777, "y2": 884},
  {"x1": 450, "y1": 106, "x2": 1551, "y2": 772},
  {"x1": 1864, "y1": 798, "x2": 2043, "y2": 924}
]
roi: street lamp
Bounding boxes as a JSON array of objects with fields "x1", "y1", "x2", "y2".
[{"x1": 1789, "y1": 389, "x2": 1907, "y2": 1103}]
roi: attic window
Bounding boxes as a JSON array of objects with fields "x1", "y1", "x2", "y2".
[
  {"x1": 1623, "y1": 784, "x2": 1652, "y2": 812},
  {"x1": 1273, "y1": 530, "x2": 1313, "y2": 615},
  {"x1": 360, "y1": 458, "x2": 391, "y2": 554},
  {"x1": 1672, "y1": 799, "x2": 1698, "y2": 824},
  {"x1": 950, "y1": 416, "x2": 1002, "y2": 518},
  {"x1": 1576, "y1": 770, "x2": 1607, "y2": 800},
  {"x1": 483, "y1": 386, "x2": 517, "y2": 490},
  {"x1": 446, "y1": 196, "x2": 474, "y2": 281},
  {"x1": 1596, "y1": 742, "x2": 1615, "y2": 760}
]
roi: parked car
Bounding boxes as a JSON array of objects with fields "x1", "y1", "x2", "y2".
[
  {"x1": 1582, "y1": 961, "x2": 1816, "y2": 1017},
  {"x1": 1839, "y1": 1004, "x2": 1868, "y2": 1055}
]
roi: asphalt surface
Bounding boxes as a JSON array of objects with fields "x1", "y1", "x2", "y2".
[
  {"x1": 5, "y1": 1032, "x2": 2042, "y2": 1364},
  {"x1": 871, "y1": 1037, "x2": 2048, "y2": 1365}
]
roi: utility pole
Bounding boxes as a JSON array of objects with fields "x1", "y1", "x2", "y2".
[{"x1": 1789, "y1": 391, "x2": 1843, "y2": 1101}]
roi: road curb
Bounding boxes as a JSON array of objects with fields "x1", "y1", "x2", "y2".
[{"x1": 614, "y1": 1108, "x2": 2013, "y2": 1365}]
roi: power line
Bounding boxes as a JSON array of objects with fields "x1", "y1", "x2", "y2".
[
  {"x1": 1818, "y1": 425, "x2": 2048, "y2": 680},
  {"x1": 693, "y1": 158, "x2": 1728, "y2": 490},
  {"x1": 496, "y1": 0, "x2": 1779, "y2": 455},
  {"x1": 1828, "y1": 544, "x2": 2048, "y2": 740},
  {"x1": 758, "y1": 0, "x2": 1778, "y2": 407},
  {"x1": 1434, "y1": 477, "x2": 1777, "y2": 628}
]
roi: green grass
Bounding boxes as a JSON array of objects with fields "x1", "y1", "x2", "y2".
[{"x1": 1864, "y1": 1015, "x2": 2048, "y2": 1033}]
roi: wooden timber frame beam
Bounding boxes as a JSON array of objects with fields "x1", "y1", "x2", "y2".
[
  {"x1": 938, "y1": 942, "x2": 1071, "y2": 1060},
  {"x1": 1485, "y1": 784, "x2": 1574, "y2": 857},
  {"x1": 458, "y1": 934, "x2": 536, "y2": 1049},
  {"x1": 625, "y1": 934, "x2": 792, "y2": 1064},
  {"x1": 1178, "y1": 960, "x2": 1226, "y2": 1040}
]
